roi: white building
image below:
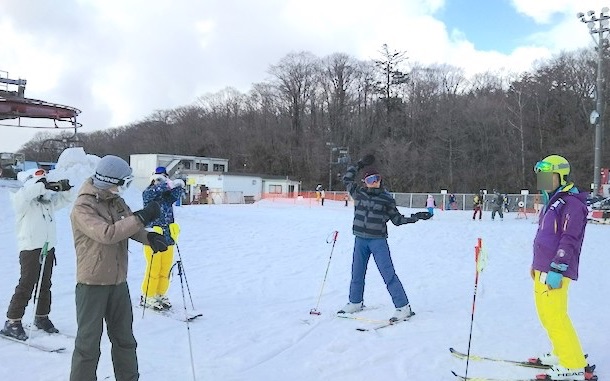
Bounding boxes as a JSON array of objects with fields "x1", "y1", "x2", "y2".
[
  {"x1": 129, "y1": 153, "x2": 300, "y2": 204},
  {"x1": 182, "y1": 171, "x2": 299, "y2": 204}
]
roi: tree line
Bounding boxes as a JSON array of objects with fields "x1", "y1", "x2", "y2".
[{"x1": 19, "y1": 45, "x2": 609, "y2": 193}]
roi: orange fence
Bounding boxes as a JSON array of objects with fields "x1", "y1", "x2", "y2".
[{"x1": 260, "y1": 191, "x2": 351, "y2": 206}]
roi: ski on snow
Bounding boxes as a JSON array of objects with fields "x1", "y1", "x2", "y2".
[
  {"x1": 450, "y1": 347, "x2": 549, "y2": 369},
  {"x1": 450, "y1": 348, "x2": 596, "y2": 373},
  {"x1": 451, "y1": 370, "x2": 598, "y2": 381},
  {"x1": 0, "y1": 333, "x2": 66, "y2": 353},
  {"x1": 450, "y1": 348, "x2": 598, "y2": 381},
  {"x1": 355, "y1": 311, "x2": 415, "y2": 332},
  {"x1": 137, "y1": 305, "x2": 202, "y2": 322}
]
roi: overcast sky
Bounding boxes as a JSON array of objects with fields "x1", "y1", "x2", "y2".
[{"x1": 0, "y1": 0, "x2": 608, "y2": 152}]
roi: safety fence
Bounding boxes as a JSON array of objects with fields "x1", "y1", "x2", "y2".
[{"x1": 187, "y1": 190, "x2": 544, "y2": 216}]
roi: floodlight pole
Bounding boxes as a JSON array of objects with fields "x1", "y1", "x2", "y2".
[
  {"x1": 578, "y1": 8, "x2": 610, "y2": 195},
  {"x1": 326, "y1": 142, "x2": 335, "y2": 191}
]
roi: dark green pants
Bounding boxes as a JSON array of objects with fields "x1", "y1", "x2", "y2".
[{"x1": 70, "y1": 282, "x2": 139, "y2": 381}]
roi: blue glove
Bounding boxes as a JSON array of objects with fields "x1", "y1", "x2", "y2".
[{"x1": 546, "y1": 262, "x2": 567, "y2": 289}]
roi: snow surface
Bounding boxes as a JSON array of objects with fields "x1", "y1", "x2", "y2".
[{"x1": 0, "y1": 148, "x2": 608, "y2": 381}]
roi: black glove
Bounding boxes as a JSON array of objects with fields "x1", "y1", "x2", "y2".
[
  {"x1": 45, "y1": 179, "x2": 72, "y2": 192},
  {"x1": 147, "y1": 232, "x2": 168, "y2": 253},
  {"x1": 411, "y1": 212, "x2": 432, "y2": 220},
  {"x1": 134, "y1": 201, "x2": 161, "y2": 225},
  {"x1": 357, "y1": 154, "x2": 375, "y2": 170}
]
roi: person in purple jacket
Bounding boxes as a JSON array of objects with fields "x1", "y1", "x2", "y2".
[{"x1": 531, "y1": 154, "x2": 591, "y2": 381}]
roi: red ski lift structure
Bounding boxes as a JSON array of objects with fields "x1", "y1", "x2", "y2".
[{"x1": 0, "y1": 70, "x2": 83, "y2": 153}]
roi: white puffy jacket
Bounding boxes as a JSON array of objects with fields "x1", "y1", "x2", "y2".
[{"x1": 10, "y1": 181, "x2": 73, "y2": 251}]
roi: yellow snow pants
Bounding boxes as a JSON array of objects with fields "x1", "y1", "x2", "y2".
[
  {"x1": 533, "y1": 270, "x2": 587, "y2": 369},
  {"x1": 141, "y1": 223, "x2": 180, "y2": 297}
]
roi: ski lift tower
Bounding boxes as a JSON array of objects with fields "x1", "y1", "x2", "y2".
[{"x1": 0, "y1": 69, "x2": 82, "y2": 152}]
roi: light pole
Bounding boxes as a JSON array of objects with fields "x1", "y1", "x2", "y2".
[
  {"x1": 326, "y1": 142, "x2": 335, "y2": 191},
  {"x1": 578, "y1": 8, "x2": 610, "y2": 195}
]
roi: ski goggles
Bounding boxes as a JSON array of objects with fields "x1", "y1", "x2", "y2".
[
  {"x1": 119, "y1": 175, "x2": 134, "y2": 191},
  {"x1": 533, "y1": 160, "x2": 569, "y2": 173},
  {"x1": 22, "y1": 168, "x2": 47, "y2": 183},
  {"x1": 363, "y1": 174, "x2": 381, "y2": 185},
  {"x1": 94, "y1": 173, "x2": 134, "y2": 189}
]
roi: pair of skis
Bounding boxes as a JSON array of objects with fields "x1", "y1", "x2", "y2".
[
  {"x1": 335, "y1": 308, "x2": 415, "y2": 331},
  {"x1": 450, "y1": 348, "x2": 597, "y2": 381},
  {"x1": 136, "y1": 304, "x2": 202, "y2": 322},
  {"x1": 353, "y1": 311, "x2": 415, "y2": 331}
]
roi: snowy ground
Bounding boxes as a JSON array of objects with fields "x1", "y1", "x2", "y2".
[{"x1": 0, "y1": 155, "x2": 608, "y2": 381}]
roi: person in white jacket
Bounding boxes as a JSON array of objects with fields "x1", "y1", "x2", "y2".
[{"x1": 0, "y1": 168, "x2": 73, "y2": 341}]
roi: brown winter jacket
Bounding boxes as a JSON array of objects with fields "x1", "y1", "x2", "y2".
[{"x1": 70, "y1": 178, "x2": 148, "y2": 285}]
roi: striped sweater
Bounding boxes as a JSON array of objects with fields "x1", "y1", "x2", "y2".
[{"x1": 343, "y1": 165, "x2": 418, "y2": 238}]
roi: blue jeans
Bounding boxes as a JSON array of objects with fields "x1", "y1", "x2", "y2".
[{"x1": 349, "y1": 237, "x2": 409, "y2": 308}]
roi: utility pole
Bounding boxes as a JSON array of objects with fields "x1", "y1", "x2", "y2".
[
  {"x1": 578, "y1": 8, "x2": 610, "y2": 195},
  {"x1": 326, "y1": 142, "x2": 335, "y2": 191}
]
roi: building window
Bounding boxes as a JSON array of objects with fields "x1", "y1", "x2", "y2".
[
  {"x1": 202, "y1": 163, "x2": 208, "y2": 171},
  {"x1": 269, "y1": 185, "x2": 282, "y2": 194},
  {"x1": 183, "y1": 161, "x2": 191, "y2": 169},
  {"x1": 213, "y1": 164, "x2": 225, "y2": 172},
  {"x1": 196, "y1": 163, "x2": 201, "y2": 170}
]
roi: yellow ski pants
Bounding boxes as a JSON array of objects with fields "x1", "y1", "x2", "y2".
[
  {"x1": 141, "y1": 224, "x2": 179, "y2": 297},
  {"x1": 533, "y1": 270, "x2": 587, "y2": 369}
]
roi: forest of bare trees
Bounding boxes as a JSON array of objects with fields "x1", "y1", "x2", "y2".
[{"x1": 18, "y1": 45, "x2": 610, "y2": 193}]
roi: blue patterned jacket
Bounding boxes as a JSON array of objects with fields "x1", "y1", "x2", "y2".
[{"x1": 142, "y1": 182, "x2": 182, "y2": 245}]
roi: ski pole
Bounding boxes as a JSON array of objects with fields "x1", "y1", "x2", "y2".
[
  {"x1": 142, "y1": 252, "x2": 156, "y2": 319},
  {"x1": 310, "y1": 230, "x2": 339, "y2": 315},
  {"x1": 464, "y1": 238, "x2": 486, "y2": 380},
  {"x1": 175, "y1": 260, "x2": 197, "y2": 381},
  {"x1": 28, "y1": 242, "x2": 49, "y2": 344},
  {"x1": 174, "y1": 242, "x2": 195, "y2": 309}
]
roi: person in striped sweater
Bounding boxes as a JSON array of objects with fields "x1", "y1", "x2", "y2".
[{"x1": 337, "y1": 155, "x2": 431, "y2": 322}]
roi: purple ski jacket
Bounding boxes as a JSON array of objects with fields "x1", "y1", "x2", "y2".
[{"x1": 532, "y1": 187, "x2": 588, "y2": 281}]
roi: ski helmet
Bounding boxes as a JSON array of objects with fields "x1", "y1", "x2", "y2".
[{"x1": 533, "y1": 155, "x2": 570, "y2": 185}]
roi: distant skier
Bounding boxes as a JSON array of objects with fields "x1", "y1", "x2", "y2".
[
  {"x1": 140, "y1": 166, "x2": 185, "y2": 311},
  {"x1": 315, "y1": 184, "x2": 323, "y2": 203},
  {"x1": 530, "y1": 154, "x2": 592, "y2": 380},
  {"x1": 426, "y1": 194, "x2": 436, "y2": 217},
  {"x1": 491, "y1": 190, "x2": 504, "y2": 221},
  {"x1": 337, "y1": 155, "x2": 431, "y2": 322},
  {"x1": 1, "y1": 168, "x2": 72, "y2": 341},
  {"x1": 447, "y1": 193, "x2": 457, "y2": 210},
  {"x1": 472, "y1": 191, "x2": 483, "y2": 220}
]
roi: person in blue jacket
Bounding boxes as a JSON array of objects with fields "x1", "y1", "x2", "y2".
[
  {"x1": 337, "y1": 155, "x2": 431, "y2": 322},
  {"x1": 140, "y1": 166, "x2": 185, "y2": 310}
]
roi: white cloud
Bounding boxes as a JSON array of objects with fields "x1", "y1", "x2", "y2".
[{"x1": 511, "y1": 0, "x2": 610, "y2": 23}]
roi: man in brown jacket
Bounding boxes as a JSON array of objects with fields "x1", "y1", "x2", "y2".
[{"x1": 69, "y1": 155, "x2": 167, "y2": 381}]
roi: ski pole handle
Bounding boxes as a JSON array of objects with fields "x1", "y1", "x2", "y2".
[{"x1": 327, "y1": 230, "x2": 339, "y2": 244}]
